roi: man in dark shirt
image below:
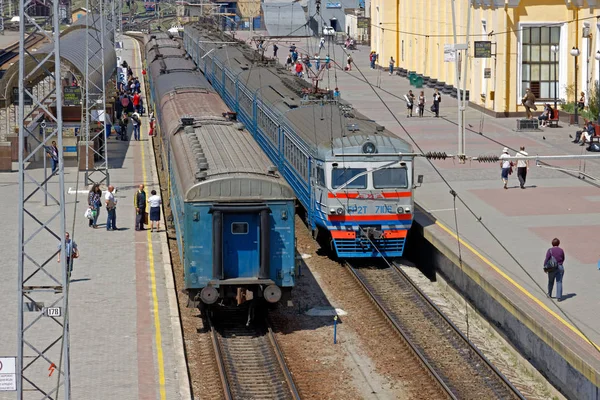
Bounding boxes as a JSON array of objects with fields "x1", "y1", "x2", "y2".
[
  {"x1": 134, "y1": 184, "x2": 147, "y2": 231},
  {"x1": 543, "y1": 238, "x2": 565, "y2": 301}
]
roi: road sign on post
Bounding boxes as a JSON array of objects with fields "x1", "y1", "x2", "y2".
[{"x1": 0, "y1": 357, "x2": 17, "y2": 391}]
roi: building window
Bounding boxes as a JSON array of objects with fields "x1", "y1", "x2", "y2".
[{"x1": 521, "y1": 26, "x2": 560, "y2": 100}]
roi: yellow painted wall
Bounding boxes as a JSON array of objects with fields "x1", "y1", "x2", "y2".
[{"x1": 370, "y1": 0, "x2": 600, "y2": 114}]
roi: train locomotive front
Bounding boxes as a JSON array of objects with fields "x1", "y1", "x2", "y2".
[{"x1": 145, "y1": 33, "x2": 296, "y2": 307}]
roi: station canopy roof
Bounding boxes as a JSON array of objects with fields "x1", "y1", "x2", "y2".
[{"x1": 0, "y1": 16, "x2": 116, "y2": 106}]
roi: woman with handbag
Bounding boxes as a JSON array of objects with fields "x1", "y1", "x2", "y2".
[
  {"x1": 543, "y1": 238, "x2": 565, "y2": 301},
  {"x1": 87, "y1": 184, "x2": 102, "y2": 229}
]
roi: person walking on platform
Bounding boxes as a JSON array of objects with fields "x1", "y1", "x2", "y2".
[
  {"x1": 131, "y1": 111, "x2": 141, "y2": 141},
  {"x1": 418, "y1": 91, "x2": 426, "y2": 117},
  {"x1": 432, "y1": 89, "x2": 441, "y2": 117},
  {"x1": 105, "y1": 185, "x2": 118, "y2": 231},
  {"x1": 273, "y1": 44, "x2": 278, "y2": 58},
  {"x1": 499, "y1": 147, "x2": 512, "y2": 189},
  {"x1": 406, "y1": 90, "x2": 415, "y2": 117},
  {"x1": 57, "y1": 232, "x2": 79, "y2": 273},
  {"x1": 544, "y1": 238, "x2": 565, "y2": 301},
  {"x1": 515, "y1": 146, "x2": 529, "y2": 189},
  {"x1": 132, "y1": 92, "x2": 140, "y2": 113},
  {"x1": 389, "y1": 56, "x2": 395, "y2": 75},
  {"x1": 148, "y1": 189, "x2": 162, "y2": 232},
  {"x1": 48, "y1": 141, "x2": 59, "y2": 174},
  {"x1": 134, "y1": 184, "x2": 147, "y2": 231}
]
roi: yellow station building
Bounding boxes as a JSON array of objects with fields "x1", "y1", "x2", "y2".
[{"x1": 370, "y1": 0, "x2": 600, "y2": 116}]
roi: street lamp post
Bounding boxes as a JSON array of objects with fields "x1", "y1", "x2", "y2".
[
  {"x1": 571, "y1": 47, "x2": 580, "y2": 126},
  {"x1": 595, "y1": 51, "x2": 600, "y2": 124},
  {"x1": 551, "y1": 45, "x2": 559, "y2": 111}
]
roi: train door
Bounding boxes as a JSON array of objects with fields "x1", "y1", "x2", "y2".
[{"x1": 222, "y1": 213, "x2": 260, "y2": 279}]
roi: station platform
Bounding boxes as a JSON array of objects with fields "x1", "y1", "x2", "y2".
[
  {"x1": 0, "y1": 36, "x2": 189, "y2": 399},
  {"x1": 235, "y1": 32, "x2": 600, "y2": 398}
]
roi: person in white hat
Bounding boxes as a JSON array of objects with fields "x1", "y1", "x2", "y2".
[{"x1": 499, "y1": 147, "x2": 512, "y2": 189}]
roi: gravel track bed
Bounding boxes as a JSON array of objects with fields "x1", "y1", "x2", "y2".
[
  {"x1": 291, "y1": 217, "x2": 448, "y2": 399},
  {"x1": 212, "y1": 311, "x2": 296, "y2": 400},
  {"x1": 354, "y1": 265, "x2": 522, "y2": 400}
]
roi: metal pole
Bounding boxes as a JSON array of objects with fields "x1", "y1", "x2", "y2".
[
  {"x1": 42, "y1": 125, "x2": 47, "y2": 206},
  {"x1": 451, "y1": 0, "x2": 463, "y2": 160},
  {"x1": 18, "y1": 0, "x2": 68, "y2": 395},
  {"x1": 575, "y1": 54, "x2": 578, "y2": 125},
  {"x1": 460, "y1": 2, "x2": 471, "y2": 158}
]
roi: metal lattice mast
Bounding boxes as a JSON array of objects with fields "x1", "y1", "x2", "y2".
[
  {"x1": 18, "y1": 0, "x2": 69, "y2": 397},
  {"x1": 0, "y1": 0, "x2": 4, "y2": 35},
  {"x1": 84, "y1": 0, "x2": 109, "y2": 185},
  {"x1": 117, "y1": 0, "x2": 122, "y2": 42}
]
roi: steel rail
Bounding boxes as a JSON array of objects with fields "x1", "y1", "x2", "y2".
[
  {"x1": 390, "y1": 262, "x2": 526, "y2": 400},
  {"x1": 208, "y1": 314, "x2": 300, "y2": 400},
  {"x1": 345, "y1": 261, "x2": 456, "y2": 400}
]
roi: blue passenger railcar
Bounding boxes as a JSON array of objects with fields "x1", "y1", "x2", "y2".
[
  {"x1": 145, "y1": 33, "x2": 296, "y2": 306},
  {"x1": 183, "y1": 27, "x2": 417, "y2": 259}
]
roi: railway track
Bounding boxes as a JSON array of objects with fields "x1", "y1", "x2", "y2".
[
  {"x1": 209, "y1": 309, "x2": 300, "y2": 400},
  {"x1": 346, "y1": 261, "x2": 525, "y2": 400}
]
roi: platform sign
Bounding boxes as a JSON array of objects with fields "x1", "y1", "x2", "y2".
[
  {"x1": 357, "y1": 17, "x2": 370, "y2": 29},
  {"x1": 63, "y1": 87, "x2": 81, "y2": 106},
  {"x1": 0, "y1": 357, "x2": 17, "y2": 391},
  {"x1": 484, "y1": 67, "x2": 491, "y2": 79},
  {"x1": 44, "y1": 307, "x2": 61, "y2": 317},
  {"x1": 474, "y1": 41, "x2": 492, "y2": 58},
  {"x1": 326, "y1": 2, "x2": 341, "y2": 7},
  {"x1": 12, "y1": 87, "x2": 33, "y2": 106},
  {"x1": 119, "y1": 67, "x2": 127, "y2": 85}
]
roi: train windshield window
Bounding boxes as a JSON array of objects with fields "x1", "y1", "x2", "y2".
[
  {"x1": 231, "y1": 223, "x2": 249, "y2": 234},
  {"x1": 373, "y1": 168, "x2": 409, "y2": 189},
  {"x1": 331, "y1": 168, "x2": 367, "y2": 189}
]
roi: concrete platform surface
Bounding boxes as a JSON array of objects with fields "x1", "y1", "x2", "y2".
[
  {"x1": 0, "y1": 37, "x2": 189, "y2": 399},
  {"x1": 233, "y1": 32, "x2": 600, "y2": 396}
]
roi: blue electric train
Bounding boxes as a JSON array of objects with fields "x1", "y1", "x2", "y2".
[
  {"x1": 145, "y1": 33, "x2": 296, "y2": 307},
  {"x1": 183, "y1": 26, "x2": 417, "y2": 259}
]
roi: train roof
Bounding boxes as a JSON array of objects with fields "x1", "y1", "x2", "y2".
[
  {"x1": 147, "y1": 46, "x2": 186, "y2": 62},
  {"x1": 185, "y1": 26, "x2": 413, "y2": 161},
  {"x1": 172, "y1": 124, "x2": 294, "y2": 202}
]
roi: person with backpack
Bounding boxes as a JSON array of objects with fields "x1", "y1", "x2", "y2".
[
  {"x1": 544, "y1": 238, "x2": 565, "y2": 301},
  {"x1": 131, "y1": 112, "x2": 141, "y2": 141}
]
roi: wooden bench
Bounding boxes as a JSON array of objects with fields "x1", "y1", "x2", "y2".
[{"x1": 547, "y1": 109, "x2": 559, "y2": 127}]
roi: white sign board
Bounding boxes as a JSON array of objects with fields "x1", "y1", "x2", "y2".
[
  {"x1": 0, "y1": 357, "x2": 17, "y2": 391},
  {"x1": 444, "y1": 44, "x2": 456, "y2": 62}
]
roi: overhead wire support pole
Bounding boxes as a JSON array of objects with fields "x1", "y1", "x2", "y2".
[
  {"x1": 18, "y1": 0, "x2": 69, "y2": 396},
  {"x1": 85, "y1": 0, "x2": 109, "y2": 186},
  {"x1": 451, "y1": 0, "x2": 471, "y2": 163}
]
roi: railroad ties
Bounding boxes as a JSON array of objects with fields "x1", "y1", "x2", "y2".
[
  {"x1": 346, "y1": 262, "x2": 525, "y2": 400},
  {"x1": 209, "y1": 308, "x2": 300, "y2": 400}
]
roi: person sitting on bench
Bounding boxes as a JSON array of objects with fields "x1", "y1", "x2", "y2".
[
  {"x1": 538, "y1": 103, "x2": 553, "y2": 127},
  {"x1": 573, "y1": 121, "x2": 595, "y2": 145}
]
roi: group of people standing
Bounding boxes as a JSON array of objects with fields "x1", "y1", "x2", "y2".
[
  {"x1": 87, "y1": 183, "x2": 162, "y2": 232},
  {"x1": 115, "y1": 60, "x2": 144, "y2": 141},
  {"x1": 405, "y1": 89, "x2": 442, "y2": 118}
]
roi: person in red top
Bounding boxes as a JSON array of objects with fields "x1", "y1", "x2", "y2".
[
  {"x1": 295, "y1": 61, "x2": 303, "y2": 78},
  {"x1": 132, "y1": 93, "x2": 140, "y2": 113}
]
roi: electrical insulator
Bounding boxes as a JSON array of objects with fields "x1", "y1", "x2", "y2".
[
  {"x1": 424, "y1": 151, "x2": 449, "y2": 160},
  {"x1": 475, "y1": 155, "x2": 500, "y2": 163}
]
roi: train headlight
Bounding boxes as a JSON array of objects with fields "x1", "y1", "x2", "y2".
[
  {"x1": 362, "y1": 141, "x2": 377, "y2": 154},
  {"x1": 396, "y1": 206, "x2": 404, "y2": 214},
  {"x1": 336, "y1": 207, "x2": 345, "y2": 215}
]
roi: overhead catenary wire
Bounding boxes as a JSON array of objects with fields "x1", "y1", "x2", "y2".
[{"x1": 328, "y1": 39, "x2": 600, "y2": 354}]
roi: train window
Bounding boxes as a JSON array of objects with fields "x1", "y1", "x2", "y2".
[
  {"x1": 317, "y1": 167, "x2": 326, "y2": 186},
  {"x1": 331, "y1": 168, "x2": 367, "y2": 189},
  {"x1": 231, "y1": 222, "x2": 249, "y2": 235},
  {"x1": 373, "y1": 168, "x2": 409, "y2": 189}
]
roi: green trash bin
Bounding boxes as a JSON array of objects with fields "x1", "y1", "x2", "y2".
[
  {"x1": 414, "y1": 76, "x2": 424, "y2": 88},
  {"x1": 408, "y1": 72, "x2": 416, "y2": 86}
]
